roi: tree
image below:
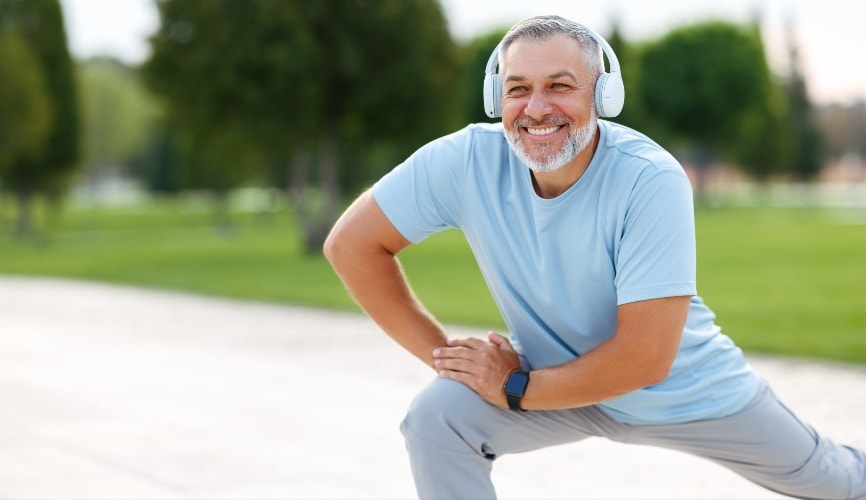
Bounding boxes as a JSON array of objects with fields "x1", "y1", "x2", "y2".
[
  {"x1": 732, "y1": 85, "x2": 791, "y2": 182},
  {"x1": 602, "y1": 17, "x2": 644, "y2": 131},
  {"x1": 0, "y1": 29, "x2": 53, "y2": 234},
  {"x1": 457, "y1": 30, "x2": 506, "y2": 126},
  {"x1": 0, "y1": 0, "x2": 79, "y2": 235},
  {"x1": 77, "y1": 57, "x2": 161, "y2": 194},
  {"x1": 729, "y1": 20, "x2": 792, "y2": 183},
  {"x1": 145, "y1": 0, "x2": 458, "y2": 251},
  {"x1": 143, "y1": 0, "x2": 266, "y2": 227},
  {"x1": 782, "y1": 20, "x2": 823, "y2": 181},
  {"x1": 637, "y1": 22, "x2": 778, "y2": 195}
]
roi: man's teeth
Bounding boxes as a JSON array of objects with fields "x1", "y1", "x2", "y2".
[{"x1": 526, "y1": 126, "x2": 559, "y2": 136}]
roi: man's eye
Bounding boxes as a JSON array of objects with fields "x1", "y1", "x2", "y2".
[{"x1": 508, "y1": 86, "x2": 528, "y2": 94}]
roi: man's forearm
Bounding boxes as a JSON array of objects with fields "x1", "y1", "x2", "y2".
[{"x1": 336, "y1": 250, "x2": 448, "y2": 368}]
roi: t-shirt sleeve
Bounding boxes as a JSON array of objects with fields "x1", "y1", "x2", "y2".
[
  {"x1": 614, "y1": 166, "x2": 697, "y2": 305},
  {"x1": 372, "y1": 127, "x2": 469, "y2": 243}
]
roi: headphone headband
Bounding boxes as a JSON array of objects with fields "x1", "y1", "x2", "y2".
[{"x1": 482, "y1": 22, "x2": 624, "y2": 118}]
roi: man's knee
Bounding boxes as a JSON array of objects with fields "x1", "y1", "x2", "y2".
[{"x1": 400, "y1": 377, "x2": 495, "y2": 451}]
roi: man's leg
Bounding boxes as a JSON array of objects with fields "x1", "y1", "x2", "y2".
[
  {"x1": 400, "y1": 377, "x2": 628, "y2": 499},
  {"x1": 626, "y1": 381, "x2": 866, "y2": 499}
]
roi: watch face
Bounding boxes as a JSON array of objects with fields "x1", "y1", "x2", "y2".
[{"x1": 504, "y1": 371, "x2": 529, "y2": 394}]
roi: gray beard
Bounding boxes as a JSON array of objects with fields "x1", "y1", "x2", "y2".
[{"x1": 506, "y1": 111, "x2": 597, "y2": 173}]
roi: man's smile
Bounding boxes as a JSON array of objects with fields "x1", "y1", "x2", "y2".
[{"x1": 525, "y1": 125, "x2": 563, "y2": 137}]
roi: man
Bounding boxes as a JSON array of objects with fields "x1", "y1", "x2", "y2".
[{"x1": 324, "y1": 15, "x2": 865, "y2": 499}]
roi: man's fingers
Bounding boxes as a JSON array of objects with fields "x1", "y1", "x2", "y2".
[
  {"x1": 487, "y1": 331, "x2": 515, "y2": 351},
  {"x1": 446, "y1": 336, "x2": 486, "y2": 349},
  {"x1": 434, "y1": 356, "x2": 475, "y2": 374},
  {"x1": 434, "y1": 337, "x2": 488, "y2": 360},
  {"x1": 434, "y1": 335, "x2": 520, "y2": 409},
  {"x1": 433, "y1": 345, "x2": 477, "y2": 362}
]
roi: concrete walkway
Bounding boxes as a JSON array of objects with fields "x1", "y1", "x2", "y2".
[{"x1": 0, "y1": 276, "x2": 863, "y2": 499}]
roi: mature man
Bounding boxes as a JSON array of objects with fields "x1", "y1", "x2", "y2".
[{"x1": 324, "y1": 15, "x2": 865, "y2": 499}]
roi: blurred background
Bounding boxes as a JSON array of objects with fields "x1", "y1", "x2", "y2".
[{"x1": 0, "y1": 0, "x2": 863, "y2": 362}]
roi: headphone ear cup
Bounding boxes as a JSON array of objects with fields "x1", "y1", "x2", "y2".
[
  {"x1": 594, "y1": 72, "x2": 625, "y2": 118},
  {"x1": 483, "y1": 73, "x2": 502, "y2": 118}
]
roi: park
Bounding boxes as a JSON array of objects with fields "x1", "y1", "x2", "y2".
[{"x1": 1, "y1": 0, "x2": 864, "y2": 498}]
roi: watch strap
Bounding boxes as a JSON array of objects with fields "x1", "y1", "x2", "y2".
[{"x1": 504, "y1": 370, "x2": 530, "y2": 411}]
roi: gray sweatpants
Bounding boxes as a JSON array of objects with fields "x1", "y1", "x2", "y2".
[{"x1": 401, "y1": 377, "x2": 865, "y2": 499}]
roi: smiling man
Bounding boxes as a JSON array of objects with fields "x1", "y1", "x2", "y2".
[
  {"x1": 324, "y1": 15, "x2": 865, "y2": 499},
  {"x1": 502, "y1": 34, "x2": 600, "y2": 185}
]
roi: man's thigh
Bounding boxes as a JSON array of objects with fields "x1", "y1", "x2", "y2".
[{"x1": 403, "y1": 377, "x2": 629, "y2": 458}]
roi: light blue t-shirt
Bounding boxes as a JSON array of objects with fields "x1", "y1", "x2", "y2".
[{"x1": 373, "y1": 120, "x2": 760, "y2": 424}]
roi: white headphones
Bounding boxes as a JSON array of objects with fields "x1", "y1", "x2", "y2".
[{"x1": 482, "y1": 23, "x2": 625, "y2": 119}]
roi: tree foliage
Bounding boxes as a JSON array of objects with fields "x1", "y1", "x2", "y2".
[
  {"x1": 0, "y1": 29, "x2": 52, "y2": 178},
  {"x1": 602, "y1": 18, "x2": 841, "y2": 187},
  {"x1": 602, "y1": 18, "x2": 657, "y2": 137},
  {"x1": 0, "y1": 0, "x2": 79, "y2": 235},
  {"x1": 144, "y1": 0, "x2": 459, "y2": 248},
  {"x1": 457, "y1": 29, "x2": 505, "y2": 125},
  {"x1": 77, "y1": 58, "x2": 160, "y2": 178},
  {"x1": 781, "y1": 23, "x2": 823, "y2": 181},
  {"x1": 638, "y1": 22, "x2": 773, "y2": 154}
]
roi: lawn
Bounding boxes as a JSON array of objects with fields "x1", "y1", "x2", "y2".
[
  {"x1": 1, "y1": 195, "x2": 864, "y2": 363},
  {"x1": 693, "y1": 205, "x2": 866, "y2": 362}
]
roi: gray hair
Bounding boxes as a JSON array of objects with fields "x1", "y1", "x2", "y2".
[{"x1": 499, "y1": 15, "x2": 603, "y2": 78}]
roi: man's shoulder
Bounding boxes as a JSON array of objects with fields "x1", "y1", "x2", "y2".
[
  {"x1": 420, "y1": 122, "x2": 508, "y2": 166},
  {"x1": 423, "y1": 122, "x2": 504, "y2": 152},
  {"x1": 455, "y1": 122, "x2": 506, "y2": 147},
  {"x1": 599, "y1": 120, "x2": 681, "y2": 172},
  {"x1": 464, "y1": 121, "x2": 504, "y2": 135}
]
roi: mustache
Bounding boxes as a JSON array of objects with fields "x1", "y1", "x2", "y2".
[{"x1": 511, "y1": 116, "x2": 572, "y2": 129}]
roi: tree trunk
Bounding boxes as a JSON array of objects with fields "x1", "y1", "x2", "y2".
[
  {"x1": 317, "y1": 123, "x2": 341, "y2": 247},
  {"x1": 210, "y1": 190, "x2": 235, "y2": 236},
  {"x1": 690, "y1": 148, "x2": 711, "y2": 206},
  {"x1": 289, "y1": 126, "x2": 341, "y2": 254},
  {"x1": 289, "y1": 144, "x2": 315, "y2": 249},
  {"x1": 15, "y1": 188, "x2": 34, "y2": 238}
]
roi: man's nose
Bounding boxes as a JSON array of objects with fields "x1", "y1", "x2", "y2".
[{"x1": 524, "y1": 90, "x2": 553, "y2": 119}]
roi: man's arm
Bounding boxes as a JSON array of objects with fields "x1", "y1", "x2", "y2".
[
  {"x1": 323, "y1": 189, "x2": 449, "y2": 369},
  {"x1": 435, "y1": 295, "x2": 689, "y2": 409},
  {"x1": 521, "y1": 295, "x2": 688, "y2": 409}
]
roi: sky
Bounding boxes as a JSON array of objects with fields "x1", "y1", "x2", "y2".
[{"x1": 59, "y1": 0, "x2": 865, "y2": 105}]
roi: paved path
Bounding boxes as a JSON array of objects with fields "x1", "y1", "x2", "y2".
[{"x1": 0, "y1": 276, "x2": 863, "y2": 499}]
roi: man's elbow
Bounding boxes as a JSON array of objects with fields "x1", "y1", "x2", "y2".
[
  {"x1": 322, "y1": 226, "x2": 344, "y2": 268},
  {"x1": 644, "y1": 362, "x2": 673, "y2": 387},
  {"x1": 642, "y1": 349, "x2": 678, "y2": 387}
]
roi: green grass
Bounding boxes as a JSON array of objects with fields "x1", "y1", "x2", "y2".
[
  {"x1": 0, "y1": 199, "x2": 350, "y2": 309},
  {"x1": 1, "y1": 198, "x2": 864, "y2": 363},
  {"x1": 695, "y1": 205, "x2": 866, "y2": 362}
]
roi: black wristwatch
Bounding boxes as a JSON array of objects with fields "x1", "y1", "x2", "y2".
[{"x1": 504, "y1": 370, "x2": 530, "y2": 411}]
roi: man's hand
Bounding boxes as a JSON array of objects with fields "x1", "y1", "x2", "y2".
[{"x1": 433, "y1": 332, "x2": 521, "y2": 408}]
